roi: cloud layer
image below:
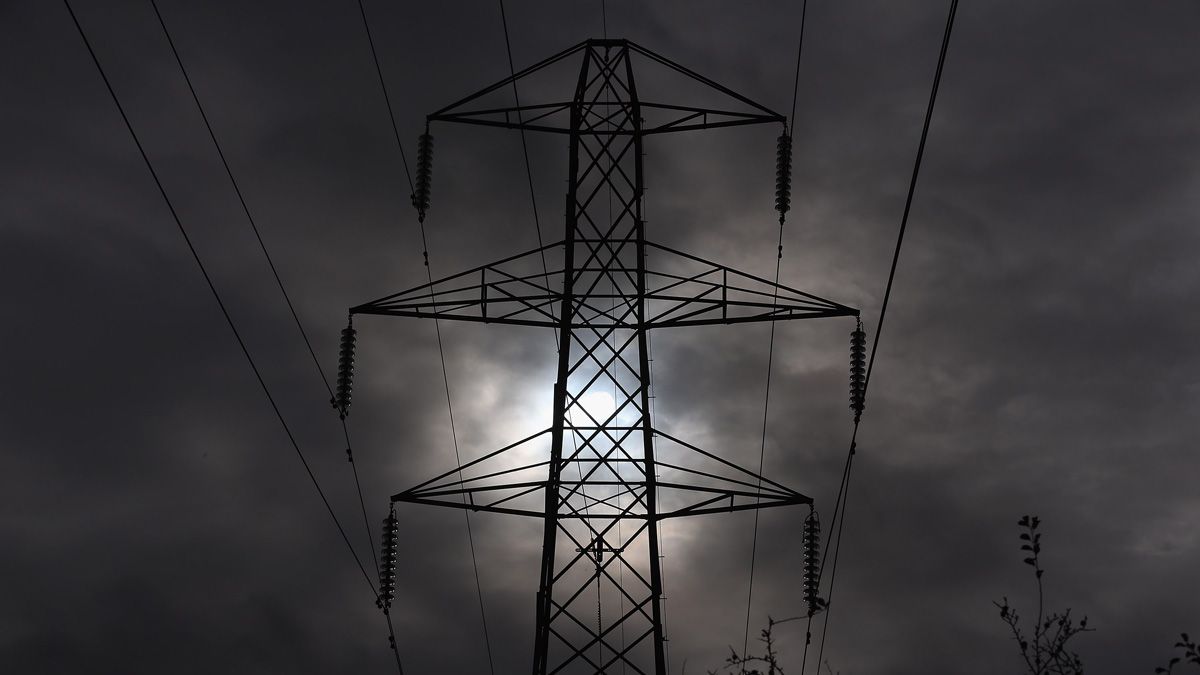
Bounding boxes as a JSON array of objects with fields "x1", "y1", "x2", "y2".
[{"x1": 3, "y1": 1, "x2": 1199, "y2": 673}]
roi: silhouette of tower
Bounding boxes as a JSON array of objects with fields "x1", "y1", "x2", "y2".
[{"x1": 349, "y1": 39, "x2": 858, "y2": 674}]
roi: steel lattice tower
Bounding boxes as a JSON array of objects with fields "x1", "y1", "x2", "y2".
[{"x1": 350, "y1": 39, "x2": 858, "y2": 674}]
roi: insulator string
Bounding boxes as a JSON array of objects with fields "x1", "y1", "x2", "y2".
[
  {"x1": 335, "y1": 317, "x2": 357, "y2": 418},
  {"x1": 775, "y1": 132, "x2": 793, "y2": 224},
  {"x1": 350, "y1": 1, "x2": 496, "y2": 668},
  {"x1": 802, "y1": 509, "x2": 824, "y2": 617},
  {"x1": 378, "y1": 507, "x2": 399, "y2": 611},
  {"x1": 412, "y1": 129, "x2": 433, "y2": 222},
  {"x1": 849, "y1": 319, "x2": 866, "y2": 422},
  {"x1": 742, "y1": 0, "x2": 812, "y2": 654}
]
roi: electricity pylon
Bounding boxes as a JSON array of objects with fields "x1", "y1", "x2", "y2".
[{"x1": 348, "y1": 39, "x2": 858, "y2": 675}]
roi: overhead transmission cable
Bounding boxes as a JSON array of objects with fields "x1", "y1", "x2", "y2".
[
  {"x1": 146, "y1": 0, "x2": 379, "y2": 575},
  {"x1": 811, "y1": 1, "x2": 960, "y2": 672},
  {"x1": 146, "y1": 0, "x2": 334, "y2": 401},
  {"x1": 741, "y1": 0, "x2": 807, "y2": 665},
  {"x1": 145, "y1": 3, "x2": 403, "y2": 669},
  {"x1": 355, "y1": 0, "x2": 413, "y2": 194},
  {"x1": 60, "y1": 3, "x2": 396, "y2": 670},
  {"x1": 353, "y1": 1, "x2": 495, "y2": 672}
]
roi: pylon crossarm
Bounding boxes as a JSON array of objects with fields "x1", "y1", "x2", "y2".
[
  {"x1": 654, "y1": 459, "x2": 789, "y2": 495},
  {"x1": 393, "y1": 497, "x2": 542, "y2": 519},
  {"x1": 351, "y1": 242, "x2": 566, "y2": 327},
  {"x1": 433, "y1": 100, "x2": 574, "y2": 128},
  {"x1": 397, "y1": 482, "x2": 648, "y2": 519},
  {"x1": 405, "y1": 463, "x2": 550, "y2": 497},
  {"x1": 656, "y1": 486, "x2": 810, "y2": 520},
  {"x1": 429, "y1": 41, "x2": 589, "y2": 119},
  {"x1": 639, "y1": 108, "x2": 782, "y2": 135},
  {"x1": 652, "y1": 428, "x2": 800, "y2": 495},
  {"x1": 367, "y1": 38, "x2": 842, "y2": 673},
  {"x1": 429, "y1": 39, "x2": 784, "y2": 139},
  {"x1": 659, "y1": 495, "x2": 811, "y2": 519},
  {"x1": 647, "y1": 241, "x2": 850, "y2": 306},
  {"x1": 625, "y1": 40, "x2": 781, "y2": 119},
  {"x1": 439, "y1": 103, "x2": 756, "y2": 137},
  {"x1": 351, "y1": 244, "x2": 858, "y2": 329},
  {"x1": 643, "y1": 240, "x2": 859, "y2": 327},
  {"x1": 392, "y1": 428, "x2": 551, "y2": 495}
]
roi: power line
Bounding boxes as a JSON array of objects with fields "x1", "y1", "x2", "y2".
[
  {"x1": 355, "y1": 0, "x2": 414, "y2": 195},
  {"x1": 741, "y1": 208, "x2": 787, "y2": 665},
  {"x1": 146, "y1": 0, "x2": 334, "y2": 402},
  {"x1": 812, "y1": 0, "x2": 960, "y2": 671},
  {"x1": 145, "y1": 3, "x2": 403, "y2": 668},
  {"x1": 61, "y1": 0, "x2": 383, "y2": 628},
  {"x1": 147, "y1": 0, "x2": 380, "y2": 564},
  {"x1": 788, "y1": 0, "x2": 809, "y2": 128},
  {"x1": 742, "y1": 0, "x2": 809, "y2": 662},
  {"x1": 497, "y1": 0, "x2": 552, "y2": 282},
  {"x1": 422, "y1": 239, "x2": 498, "y2": 674},
  {"x1": 353, "y1": 2, "x2": 496, "y2": 671}
]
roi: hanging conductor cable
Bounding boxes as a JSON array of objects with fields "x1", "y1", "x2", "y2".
[
  {"x1": 812, "y1": 1, "x2": 960, "y2": 672},
  {"x1": 147, "y1": 2, "x2": 402, "y2": 667},
  {"x1": 354, "y1": 2, "x2": 496, "y2": 671},
  {"x1": 412, "y1": 133, "x2": 498, "y2": 675},
  {"x1": 741, "y1": 0, "x2": 806, "y2": 664},
  {"x1": 355, "y1": 0, "x2": 413, "y2": 195},
  {"x1": 146, "y1": 0, "x2": 333, "y2": 403},
  {"x1": 60, "y1": 6, "x2": 397, "y2": 672},
  {"x1": 497, "y1": 0, "x2": 552, "y2": 286}
]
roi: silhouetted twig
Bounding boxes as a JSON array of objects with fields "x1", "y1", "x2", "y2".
[
  {"x1": 1155, "y1": 633, "x2": 1200, "y2": 673},
  {"x1": 994, "y1": 515, "x2": 1091, "y2": 675},
  {"x1": 710, "y1": 616, "x2": 803, "y2": 675}
]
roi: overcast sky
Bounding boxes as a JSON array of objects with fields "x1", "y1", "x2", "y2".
[{"x1": 3, "y1": 1, "x2": 1200, "y2": 673}]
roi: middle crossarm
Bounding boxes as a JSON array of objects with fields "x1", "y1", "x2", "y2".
[{"x1": 351, "y1": 239, "x2": 858, "y2": 328}]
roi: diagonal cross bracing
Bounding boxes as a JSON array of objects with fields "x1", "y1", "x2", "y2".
[{"x1": 355, "y1": 38, "x2": 860, "y2": 675}]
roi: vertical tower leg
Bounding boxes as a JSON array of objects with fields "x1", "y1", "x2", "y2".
[{"x1": 532, "y1": 42, "x2": 666, "y2": 675}]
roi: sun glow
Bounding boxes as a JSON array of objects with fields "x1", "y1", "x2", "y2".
[{"x1": 577, "y1": 389, "x2": 617, "y2": 424}]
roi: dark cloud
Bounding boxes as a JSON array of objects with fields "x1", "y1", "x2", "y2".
[{"x1": 3, "y1": 0, "x2": 1199, "y2": 673}]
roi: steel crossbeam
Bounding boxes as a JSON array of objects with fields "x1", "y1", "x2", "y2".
[{"x1": 353, "y1": 38, "x2": 859, "y2": 674}]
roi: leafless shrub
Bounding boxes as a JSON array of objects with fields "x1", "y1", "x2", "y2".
[{"x1": 994, "y1": 515, "x2": 1092, "y2": 675}]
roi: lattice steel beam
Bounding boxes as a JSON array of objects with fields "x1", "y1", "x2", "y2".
[{"x1": 351, "y1": 38, "x2": 859, "y2": 675}]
